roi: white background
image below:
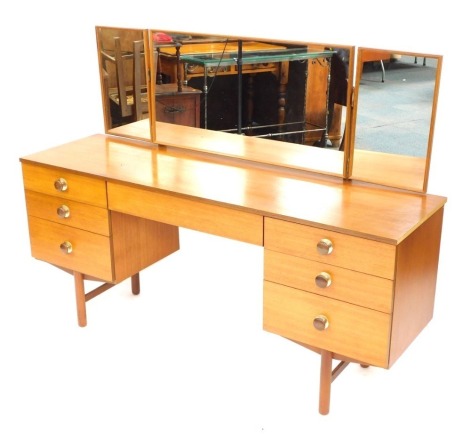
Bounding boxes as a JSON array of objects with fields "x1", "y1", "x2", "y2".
[{"x1": 1, "y1": 2, "x2": 468, "y2": 437}]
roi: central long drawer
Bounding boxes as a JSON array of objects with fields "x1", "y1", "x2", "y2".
[{"x1": 107, "y1": 182, "x2": 264, "y2": 245}]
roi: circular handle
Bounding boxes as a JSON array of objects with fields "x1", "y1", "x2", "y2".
[
  {"x1": 57, "y1": 205, "x2": 71, "y2": 219},
  {"x1": 54, "y1": 177, "x2": 68, "y2": 192},
  {"x1": 60, "y1": 241, "x2": 73, "y2": 254},
  {"x1": 315, "y1": 272, "x2": 332, "y2": 288},
  {"x1": 313, "y1": 315, "x2": 329, "y2": 331},
  {"x1": 316, "y1": 238, "x2": 333, "y2": 255}
]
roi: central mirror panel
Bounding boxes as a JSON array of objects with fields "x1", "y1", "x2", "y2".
[
  {"x1": 152, "y1": 32, "x2": 331, "y2": 138},
  {"x1": 148, "y1": 30, "x2": 354, "y2": 177}
]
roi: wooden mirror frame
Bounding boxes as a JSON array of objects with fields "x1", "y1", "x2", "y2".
[{"x1": 96, "y1": 26, "x2": 442, "y2": 193}]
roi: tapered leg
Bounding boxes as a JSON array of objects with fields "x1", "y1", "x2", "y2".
[
  {"x1": 131, "y1": 272, "x2": 140, "y2": 295},
  {"x1": 73, "y1": 271, "x2": 87, "y2": 327},
  {"x1": 319, "y1": 350, "x2": 333, "y2": 415}
]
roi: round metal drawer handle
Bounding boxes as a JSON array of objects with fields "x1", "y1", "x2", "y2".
[
  {"x1": 60, "y1": 241, "x2": 73, "y2": 254},
  {"x1": 57, "y1": 205, "x2": 71, "y2": 219},
  {"x1": 315, "y1": 272, "x2": 332, "y2": 288},
  {"x1": 54, "y1": 177, "x2": 68, "y2": 192},
  {"x1": 316, "y1": 238, "x2": 333, "y2": 255},
  {"x1": 313, "y1": 315, "x2": 329, "y2": 331}
]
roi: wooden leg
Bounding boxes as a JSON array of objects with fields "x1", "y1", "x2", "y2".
[
  {"x1": 319, "y1": 350, "x2": 333, "y2": 415},
  {"x1": 73, "y1": 272, "x2": 141, "y2": 327},
  {"x1": 319, "y1": 350, "x2": 351, "y2": 414},
  {"x1": 73, "y1": 271, "x2": 87, "y2": 327},
  {"x1": 131, "y1": 273, "x2": 140, "y2": 295}
]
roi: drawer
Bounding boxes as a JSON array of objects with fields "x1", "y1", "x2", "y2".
[
  {"x1": 186, "y1": 64, "x2": 232, "y2": 76},
  {"x1": 25, "y1": 191, "x2": 110, "y2": 236},
  {"x1": 156, "y1": 94, "x2": 200, "y2": 127},
  {"x1": 239, "y1": 62, "x2": 278, "y2": 73},
  {"x1": 264, "y1": 249, "x2": 393, "y2": 313},
  {"x1": 28, "y1": 216, "x2": 113, "y2": 281},
  {"x1": 263, "y1": 281, "x2": 391, "y2": 368},
  {"x1": 107, "y1": 182, "x2": 263, "y2": 245},
  {"x1": 22, "y1": 163, "x2": 107, "y2": 207},
  {"x1": 264, "y1": 217, "x2": 396, "y2": 279}
]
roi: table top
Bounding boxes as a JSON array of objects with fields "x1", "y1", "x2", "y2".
[
  {"x1": 20, "y1": 133, "x2": 446, "y2": 244},
  {"x1": 108, "y1": 120, "x2": 429, "y2": 191},
  {"x1": 181, "y1": 47, "x2": 333, "y2": 67},
  {"x1": 157, "y1": 40, "x2": 333, "y2": 66}
]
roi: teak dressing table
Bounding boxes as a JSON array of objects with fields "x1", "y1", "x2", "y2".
[{"x1": 20, "y1": 27, "x2": 446, "y2": 415}]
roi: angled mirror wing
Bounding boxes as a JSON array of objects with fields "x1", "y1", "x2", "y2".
[
  {"x1": 350, "y1": 48, "x2": 442, "y2": 192},
  {"x1": 96, "y1": 26, "x2": 151, "y2": 141}
]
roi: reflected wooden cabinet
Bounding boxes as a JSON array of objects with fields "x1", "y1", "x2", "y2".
[{"x1": 156, "y1": 84, "x2": 201, "y2": 127}]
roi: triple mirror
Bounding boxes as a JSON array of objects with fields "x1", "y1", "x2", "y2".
[{"x1": 96, "y1": 26, "x2": 442, "y2": 192}]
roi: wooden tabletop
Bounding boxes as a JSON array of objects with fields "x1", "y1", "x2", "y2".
[
  {"x1": 159, "y1": 41, "x2": 287, "y2": 56},
  {"x1": 108, "y1": 121, "x2": 346, "y2": 176},
  {"x1": 20, "y1": 133, "x2": 446, "y2": 244},
  {"x1": 108, "y1": 121, "x2": 428, "y2": 193}
]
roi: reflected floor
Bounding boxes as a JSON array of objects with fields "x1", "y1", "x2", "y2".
[{"x1": 356, "y1": 56, "x2": 437, "y2": 157}]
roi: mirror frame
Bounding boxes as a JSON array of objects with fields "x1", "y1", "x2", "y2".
[
  {"x1": 147, "y1": 29, "x2": 355, "y2": 179},
  {"x1": 96, "y1": 26, "x2": 442, "y2": 193}
]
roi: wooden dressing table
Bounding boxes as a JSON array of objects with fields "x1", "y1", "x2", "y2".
[{"x1": 20, "y1": 127, "x2": 446, "y2": 415}]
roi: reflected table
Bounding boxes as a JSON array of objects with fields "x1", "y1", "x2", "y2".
[{"x1": 157, "y1": 40, "x2": 333, "y2": 139}]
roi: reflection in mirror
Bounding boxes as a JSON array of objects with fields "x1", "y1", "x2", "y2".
[
  {"x1": 351, "y1": 48, "x2": 442, "y2": 192},
  {"x1": 95, "y1": 28, "x2": 443, "y2": 193},
  {"x1": 151, "y1": 30, "x2": 341, "y2": 141},
  {"x1": 96, "y1": 26, "x2": 151, "y2": 140},
  {"x1": 96, "y1": 27, "x2": 354, "y2": 178},
  {"x1": 149, "y1": 30, "x2": 354, "y2": 170}
]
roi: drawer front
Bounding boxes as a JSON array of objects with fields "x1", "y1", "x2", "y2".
[
  {"x1": 28, "y1": 216, "x2": 113, "y2": 281},
  {"x1": 186, "y1": 64, "x2": 232, "y2": 77},
  {"x1": 156, "y1": 94, "x2": 200, "y2": 127},
  {"x1": 22, "y1": 163, "x2": 107, "y2": 207},
  {"x1": 239, "y1": 62, "x2": 278, "y2": 73},
  {"x1": 264, "y1": 249, "x2": 393, "y2": 313},
  {"x1": 107, "y1": 182, "x2": 263, "y2": 245},
  {"x1": 263, "y1": 281, "x2": 391, "y2": 368},
  {"x1": 264, "y1": 217, "x2": 396, "y2": 279},
  {"x1": 25, "y1": 191, "x2": 110, "y2": 236}
]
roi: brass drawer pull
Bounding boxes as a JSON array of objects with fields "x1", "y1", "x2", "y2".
[
  {"x1": 316, "y1": 238, "x2": 333, "y2": 255},
  {"x1": 54, "y1": 177, "x2": 68, "y2": 192},
  {"x1": 164, "y1": 105, "x2": 186, "y2": 114},
  {"x1": 315, "y1": 272, "x2": 332, "y2": 288},
  {"x1": 57, "y1": 205, "x2": 71, "y2": 219},
  {"x1": 313, "y1": 315, "x2": 329, "y2": 331},
  {"x1": 60, "y1": 241, "x2": 73, "y2": 254}
]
